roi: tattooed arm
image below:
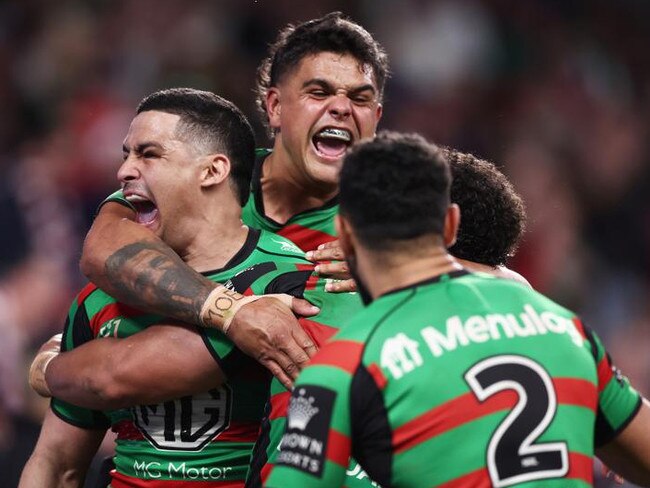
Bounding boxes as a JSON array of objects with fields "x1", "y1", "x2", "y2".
[{"x1": 79, "y1": 202, "x2": 318, "y2": 387}]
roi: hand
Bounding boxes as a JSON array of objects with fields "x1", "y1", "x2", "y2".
[
  {"x1": 227, "y1": 296, "x2": 319, "y2": 389},
  {"x1": 305, "y1": 240, "x2": 357, "y2": 293},
  {"x1": 29, "y1": 333, "x2": 62, "y2": 397}
]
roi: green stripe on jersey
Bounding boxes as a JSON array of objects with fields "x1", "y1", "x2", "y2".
[
  {"x1": 52, "y1": 229, "x2": 315, "y2": 485},
  {"x1": 268, "y1": 271, "x2": 641, "y2": 488}
]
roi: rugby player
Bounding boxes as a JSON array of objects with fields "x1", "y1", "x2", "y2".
[{"x1": 267, "y1": 132, "x2": 650, "y2": 488}]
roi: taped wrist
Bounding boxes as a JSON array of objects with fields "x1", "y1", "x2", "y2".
[
  {"x1": 200, "y1": 285, "x2": 263, "y2": 333},
  {"x1": 29, "y1": 351, "x2": 58, "y2": 397}
]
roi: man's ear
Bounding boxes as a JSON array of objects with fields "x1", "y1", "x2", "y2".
[
  {"x1": 335, "y1": 214, "x2": 355, "y2": 259},
  {"x1": 266, "y1": 87, "x2": 281, "y2": 130},
  {"x1": 200, "y1": 154, "x2": 230, "y2": 188},
  {"x1": 443, "y1": 203, "x2": 460, "y2": 248}
]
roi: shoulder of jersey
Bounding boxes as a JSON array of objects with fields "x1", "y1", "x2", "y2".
[
  {"x1": 456, "y1": 271, "x2": 577, "y2": 317},
  {"x1": 256, "y1": 229, "x2": 310, "y2": 262},
  {"x1": 74, "y1": 282, "x2": 117, "y2": 312}
]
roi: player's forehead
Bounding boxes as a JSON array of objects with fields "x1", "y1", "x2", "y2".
[
  {"x1": 123, "y1": 111, "x2": 182, "y2": 149},
  {"x1": 284, "y1": 51, "x2": 377, "y2": 91}
]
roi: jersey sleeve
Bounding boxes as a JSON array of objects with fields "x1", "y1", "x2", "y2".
[
  {"x1": 265, "y1": 345, "x2": 354, "y2": 488},
  {"x1": 50, "y1": 299, "x2": 111, "y2": 430},
  {"x1": 583, "y1": 324, "x2": 642, "y2": 446},
  {"x1": 97, "y1": 189, "x2": 134, "y2": 212}
]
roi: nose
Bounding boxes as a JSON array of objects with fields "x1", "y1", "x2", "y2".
[
  {"x1": 117, "y1": 154, "x2": 140, "y2": 184},
  {"x1": 328, "y1": 94, "x2": 352, "y2": 120}
]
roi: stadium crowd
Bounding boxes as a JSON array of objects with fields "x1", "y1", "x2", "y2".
[{"x1": 1, "y1": 1, "x2": 650, "y2": 486}]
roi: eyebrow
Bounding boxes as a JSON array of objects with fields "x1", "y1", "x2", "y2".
[
  {"x1": 301, "y1": 78, "x2": 377, "y2": 95},
  {"x1": 122, "y1": 142, "x2": 164, "y2": 154}
]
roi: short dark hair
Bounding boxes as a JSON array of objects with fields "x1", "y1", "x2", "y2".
[
  {"x1": 444, "y1": 148, "x2": 526, "y2": 266},
  {"x1": 339, "y1": 131, "x2": 450, "y2": 250},
  {"x1": 256, "y1": 12, "x2": 389, "y2": 130},
  {"x1": 137, "y1": 88, "x2": 255, "y2": 206}
]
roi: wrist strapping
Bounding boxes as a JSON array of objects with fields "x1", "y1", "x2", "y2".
[
  {"x1": 200, "y1": 285, "x2": 263, "y2": 333},
  {"x1": 29, "y1": 350, "x2": 58, "y2": 397},
  {"x1": 199, "y1": 286, "x2": 295, "y2": 334}
]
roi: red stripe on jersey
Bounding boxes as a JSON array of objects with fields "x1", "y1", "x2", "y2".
[
  {"x1": 113, "y1": 419, "x2": 260, "y2": 443},
  {"x1": 436, "y1": 467, "x2": 491, "y2": 488},
  {"x1": 567, "y1": 452, "x2": 594, "y2": 484},
  {"x1": 277, "y1": 225, "x2": 336, "y2": 252},
  {"x1": 309, "y1": 340, "x2": 364, "y2": 374},
  {"x1": 261, "y1": 463, "x2": 273, "y2": 483},
  {"x1": 367, "y1": 363, "x2": 387, "y2": 390},
  {"x1": 393, "y1": 377, "x2": 595, "y2": 454},
  {"x1": 269, "y1": 391, "x2": 291, "y2": 420},
  {"x1": 393, "y1": 390, "x2": 518, "y2": 454},
  {"x1": 113, "y1": 419, "x2": 145, "y2": 440},
  {"x1": 216, "y1": 421, "x2": 261, "y2": 443},
  {"x1": 77, "y1": 283, "x2": 98, "y2": 305},
  {"x1": 572, "y1": 317, "x2": 587, "y2": 339},
  {"x1": 326, "y1": 429, "x2": 351, "y2": 467},
  {"x1": 90, "y1": 303, "x2": 147, "y2": 336},
  {"x1": 110, "y1": 470, "x2": 244, "y2": 487},
  {"x1": 434, "y1": 452, "x2": 592, "y2": 487},
  {"x1": 299, "y1": 318, "x2": 338, "y2": 348},
  {"x1": 597, "y1": 356, "x2": 614, "y2": 393},
  {"x1": 556, "y1": 378, "x2": 597, "y2": 410},
  {"x1": 295, "y1": 264, "x2": 318, "y2": 290}
]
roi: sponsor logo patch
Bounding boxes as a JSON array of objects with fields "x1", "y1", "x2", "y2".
[{"x1": 276, "y1": 385, "x2": 336, "y2": 477}]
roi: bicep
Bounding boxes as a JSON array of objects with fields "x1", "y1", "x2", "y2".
[
  {"x1": 48, "y1": 322, "x2": 225, "y2": 408},
  {"x1": 111, "y1": 322, "x2": 226, "y2": 403}
]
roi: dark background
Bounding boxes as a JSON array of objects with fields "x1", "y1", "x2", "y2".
[{"x1": 1, "y1": 1, "x2": 648, "y2": 486}]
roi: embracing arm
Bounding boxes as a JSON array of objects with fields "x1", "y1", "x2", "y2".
[
  {"x1": 597, "y1": 397, "x2": 650, "y2": 487},
  {"x1": 81, "y1": 202, "x2": 216, "y2": 324},
  {"x1": 18, "y1": 409, "x2": 105, "y2": 488},
  {"x1": 80, "y1": 202, "x2": 318, "y2": 387},
  {"x1": 45, "y1": 323, "x2": 225, "y2": 409}
]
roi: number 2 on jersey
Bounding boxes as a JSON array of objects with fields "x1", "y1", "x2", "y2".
[{"x1": 465, "y1": 355, "x2": 569, "y2": 487}]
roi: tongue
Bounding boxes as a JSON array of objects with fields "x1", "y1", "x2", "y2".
[
  {"x1": 134, "y1": 202, "x2": 158, "y2": 225},
  {"x1": 315, "y1": 138, "x2": 347, "y2": 158}
]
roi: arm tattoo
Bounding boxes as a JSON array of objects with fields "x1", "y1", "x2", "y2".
[{"x1": 105, "y1": 241, "x2": 215, "y2": 324}]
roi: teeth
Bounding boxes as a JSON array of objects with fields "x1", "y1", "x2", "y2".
[
  {"x1": 317, "y1": 128, "x2": 351, "y2": 142},
  {"x1": 125, "y1": 194, "x2": 150, "y2": 203}
]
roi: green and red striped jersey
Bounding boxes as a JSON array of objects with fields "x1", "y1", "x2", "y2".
[
  {"x1": 241, "y1": 149, "x2": 338, "y2": 251},
  {"x1": 103, "y1": 149, "x2": 338, "y2": 253},
  {"x1": 51, "y1": 228, "x2": 314, "y2": 488},
  {"x1": 246, "y1": 283, "x2": 378, "y2": 488},
  {"x1": 267, "y1": 270, "x2": 641, "y2": 488}
]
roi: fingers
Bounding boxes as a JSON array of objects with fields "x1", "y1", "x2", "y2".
[
  {"x1": 261, "y1": 358, "x2": 294, "y2": 390},
  {"x1": 305, "y1": 239, "x2": 345, "y2": 262},
  {"x1": 325, "y1": 278, "x2": 357, "y2": 293},
  {"x1": 314, "y1": 261, "x2": 350, "y2": 280},
  {"x1": 289, "y1": 297, "x2": 320, "y2": 317}
]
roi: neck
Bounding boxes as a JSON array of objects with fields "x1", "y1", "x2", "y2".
[
  {"x1": 177, "y1": 194, "x2": 249, "y2": 273},
  {"x1": 357, "y1": 245, "x2": 463, "y2": 300},
  {"x1": 260, "y1": 148, "x2": 338, "y2": 224}
]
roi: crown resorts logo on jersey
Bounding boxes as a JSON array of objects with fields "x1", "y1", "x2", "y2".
[
  {"x1": 287, "y1": 388, "x2": 320, "y2": 430},
  {"x1": 277, "y1": 385, "x2": 336, "y2": 478},
  {"x1": 272, "y1": 238, "x2": 305, "y2": 256},
  {"x1": 381, "y1": 304, "x2": 584, "y2": 380}
]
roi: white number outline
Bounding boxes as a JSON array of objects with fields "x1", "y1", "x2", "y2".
[{"x1": 464, "y1": 355, "x2": 569, "y2": 487}]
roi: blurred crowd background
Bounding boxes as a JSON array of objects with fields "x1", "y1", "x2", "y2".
[{"x1": 1, "y1": 0, "x2": 649, "y2": 486}]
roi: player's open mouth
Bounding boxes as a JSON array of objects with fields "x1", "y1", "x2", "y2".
[
  {"x1": 126, "y1": 194, "x2": 159, "y2": 226},
  {"x1": 312, "y1": 127, "x2": 352, "y2": 160}
]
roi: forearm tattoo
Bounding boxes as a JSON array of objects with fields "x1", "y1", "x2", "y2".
[{"x1": 105, "y1": 241, "x2": 214, "y2": 324}]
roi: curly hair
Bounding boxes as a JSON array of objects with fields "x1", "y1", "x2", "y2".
[
  {"x1": 255, "y1": 12, "x2": 389, "y2": 134},
  {"x1": 445, "y1": 148, "x2": 526, "y2": 266},
  {"x1": 340, "y1": 131, "x2": 449, "y2": 250}
]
